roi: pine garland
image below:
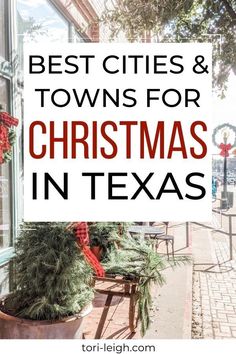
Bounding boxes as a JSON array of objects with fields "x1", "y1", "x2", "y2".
[
  {"x1": 89, "y1": 222, "x2": 131, "y2": 259},
  {"x1": 3, "y1": 222, "x2": 94, "y2": 320},
  {"x1": 3, "y1": 129, "x2": 16, "y2": 163},
  {"x1": 103, "y1": 234, "x2": 190, "y2": 336}
]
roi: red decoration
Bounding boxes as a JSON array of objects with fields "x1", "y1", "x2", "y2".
[
  {"x1": 0, "y1": 111, "x2": 19, "y2": 164},
  {"x1": 219, "y1": 143, "x2": 232, "y2": 157},
  {"x1": 0, "y1": 125, "x2": 11, "y2": 163},
  {"x1": 75, "y1": 222, "x2": 105, "y2": 277},
  {"x1": 0, "y1": 111, "x2": 19, "y2": 128},
  {"x1": 75, "y1": 222, "x2": 90, "y2": 245}
]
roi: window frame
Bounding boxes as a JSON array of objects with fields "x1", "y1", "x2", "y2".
[
  {"x1": 0, "y1": 0, "x2": 17, "y2": 267},
  {"x1": 0, "y1": 0, "x2": 9, "y2": 62},
  {"x1": 0, "y1": 0, "x2": 87, "y2": 268}
]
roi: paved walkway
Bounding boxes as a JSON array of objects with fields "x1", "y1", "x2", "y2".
[
  {"x1": 192, "y1": 233, "x2": 236, "y2": 339},
  {"x1": 83, "y1": 217, "x2": 236, "y2": 339},
  {"x1": 83, "y1": 222, "x2": 192, "y2": 339},
  {"x1": 83, "y1": 292, "x2": 140, "y2": 339}
]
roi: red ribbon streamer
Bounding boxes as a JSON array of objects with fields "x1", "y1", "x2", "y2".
[
  {"x1": 0, "y1": 125, "x2": 11, "y2": 163},
  {"x1": 219, "y1": 143, "x2": 232, "y2": 157},
  {"x1": 75, "y1": 222, "x2": 90, "y2": 245},
  {"x1": 75, "y1": 222, "x2": 105, "y2": 277}
]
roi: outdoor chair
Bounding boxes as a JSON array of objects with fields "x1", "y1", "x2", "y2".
[
  {"x1": 151, "y1": 222, "x2": 174, "y2": 259},
  {"x1": 130, "y1": 222, "x2": 174, "y2": 259}
]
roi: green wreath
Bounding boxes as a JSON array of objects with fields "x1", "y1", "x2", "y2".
[{"x1": 212, "y1": 123, "x2": 236, "y2": 148}]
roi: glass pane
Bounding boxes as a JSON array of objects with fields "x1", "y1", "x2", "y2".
[
  {"x1": 0, "y1": 263, "x2": 9, "y2": 295},
  {"x1": 17, "y1": 0, "x2": 69, "y2": 70},
  {"x1": 0, "y1": 77, "x2": 11, "y2": 250},
  {"x1": 0, "y1": 0, "x2": 8, "y2": 60}
]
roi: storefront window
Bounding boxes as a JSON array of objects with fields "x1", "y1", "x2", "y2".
[
  {"x1": 0, "y1": 77, "x2": 11, "y2": 251},
  {"x1": 16, "y1": 0, "x2": 71, "y2": 221},
  {"x1": 17, "y1": 0, "x2": 69, "y2": 70}
]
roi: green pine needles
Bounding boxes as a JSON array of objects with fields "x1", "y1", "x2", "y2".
[
  {"x1": 2, "y1": 129, "x2": 16, "y2": 163},
  {"x1": 89, "y1": 222, "x2": 131, "y2": 259},
  {"x1": 3, "y1": 221, "x2": 190, "y2": 336},
  {"x1": 103, "y1": 234, "x2": 190, "y2": 336},
  {"x1": 3, "y1": 222, "x2": 94, "y2": 320}
]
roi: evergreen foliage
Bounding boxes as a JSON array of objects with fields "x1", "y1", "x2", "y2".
[
  {"x1": 3, "y1": 129, "x2": 16, "y2": 163},
  {"x1": 89, "y1": 222, "x2": 131, "y2": 259},
  {"x1": 3, "y1": 222, "x2": 93, "y2": 320},
  {"x1": 103, "y1": 234, "x2": 190, "y2": 336}
]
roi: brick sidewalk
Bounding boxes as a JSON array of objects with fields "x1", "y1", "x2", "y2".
[
  {"x1": 192, "y1": 236, "x2": 236, "y2": 339},
  {"x1": 83, "y1": 291, "x2": 141, "y2": 339},
  {"x1": 83, "y1": 222, "x2": 192, "y2": 339}
]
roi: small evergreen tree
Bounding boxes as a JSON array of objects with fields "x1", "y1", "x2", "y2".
[{"x1": 4, "y1": 222, "x2": 93, "y2": 320}]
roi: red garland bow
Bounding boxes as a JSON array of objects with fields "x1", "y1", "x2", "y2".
[
  {"x1": 0, "y1": 112, "x2": 19, "y2": 128},
  {"x1": 219, "y1": 143, "x2": 232, "y2": 157},
  {"x1": 0, "y1": 111, "x2": 19, "y2": 164},
  {"x1": 0, "y1": 125, "x2": 11, "y2": 164},
  {"x1": 75, "y1": 222, "x2": 105, "y2": 277}
]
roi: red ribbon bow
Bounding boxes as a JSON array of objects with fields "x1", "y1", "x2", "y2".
[
  {"x1": 0, "y1": 111, "x2": 19, "y2": 127},
  {"x1": 0, "y1": 111, "x2": 19, "y2": 164},
  {"x1": 219, "y1": 143, "x2": 232, "y2": 157},
  {"x1": 75, "y1": 222, "x2": 105, "y2": 277}
]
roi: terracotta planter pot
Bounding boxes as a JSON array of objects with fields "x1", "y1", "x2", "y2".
[
  {"x1": 0, "y1": 299, "x2": 92, "y2": 339},
  {"x1": 90, "y1": 246, "x2": 102, "y2": 260}
]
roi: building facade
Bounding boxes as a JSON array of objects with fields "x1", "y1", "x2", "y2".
[{"x1": 0, "y1": 0, "x2": 104, "y2": 296}]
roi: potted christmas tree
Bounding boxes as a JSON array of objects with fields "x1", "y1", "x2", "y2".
[{"x1": 0, "y1": 222, "x2": 94, "y2": 339}]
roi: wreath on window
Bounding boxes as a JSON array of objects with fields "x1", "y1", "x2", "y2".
[
  {"x1": 212, "y1": 123, "x2": 236, "y2": 157},
  {"x1": 0, "y1": 111, "x2": 19, "y2": 164}
]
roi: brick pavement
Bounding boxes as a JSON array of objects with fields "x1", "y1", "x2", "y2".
[
  {"x1": 83, "y1": 288, "x2": 141, "y2": 339},
  {"x1": 192, "y1": 235, "x2": 236, "y2": 339},
  {"x1": 83, "y1": 222, "x2": 192, "y2": 339}
]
